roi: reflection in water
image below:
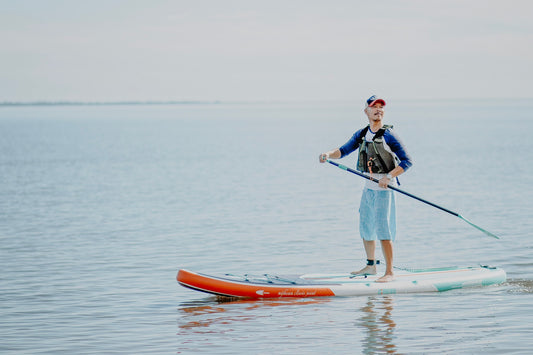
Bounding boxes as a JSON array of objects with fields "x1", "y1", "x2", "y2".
[
  {"x1": 358, "y1": 296, "x2": 397, "y2": 354},
  {"x1": 177, "y1": 297, "x2": 330, "y2": 333}
]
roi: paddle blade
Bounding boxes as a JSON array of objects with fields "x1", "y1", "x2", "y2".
[{"x1": 458, "y1": 215, "x2": 500, "y2": 239}]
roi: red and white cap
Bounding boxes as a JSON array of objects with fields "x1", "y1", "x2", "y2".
[{"x1": 366, "y1": 95, "x2": 386, "y2": 107}]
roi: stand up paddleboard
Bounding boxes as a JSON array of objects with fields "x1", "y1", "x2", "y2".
[{"x1": 177, "y1": 265, "x2": 506, "y2": 299}]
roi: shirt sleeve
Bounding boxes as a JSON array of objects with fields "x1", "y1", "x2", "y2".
[
  {"x1": 339, "y1": 129, "x2": 364, "y2": 158},
  {"x1": 383, "y1": 129, "x2": 413, "y2": 171}
]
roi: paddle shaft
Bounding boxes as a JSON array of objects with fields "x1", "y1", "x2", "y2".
[
  {"x1": 326, "y1": 160, "x2": 500, "y2": 239},
  {"x1": 327, "y1": 160, "x2": 458, "y2": 216}
]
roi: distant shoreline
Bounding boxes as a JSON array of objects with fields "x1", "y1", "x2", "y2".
[{"x1": 0, "y1": 101, "x2": 222, "y2": 107}]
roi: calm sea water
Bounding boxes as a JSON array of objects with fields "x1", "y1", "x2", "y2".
[{"x1": 1, "y1": 100, "x2": 532, "y2": 354}]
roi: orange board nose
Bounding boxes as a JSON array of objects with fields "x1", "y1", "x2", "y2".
[{"x1": 177, "y1": 269, "x2": 335, "y2": 298}]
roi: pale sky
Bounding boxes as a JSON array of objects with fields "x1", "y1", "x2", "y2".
[{"x1": 1, "y1": 0, "x2": 532, "y2": 102}]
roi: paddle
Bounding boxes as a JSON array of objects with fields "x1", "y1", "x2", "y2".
[{"x1": 326, "y1": 159, "x2": 500, "y2": 239}]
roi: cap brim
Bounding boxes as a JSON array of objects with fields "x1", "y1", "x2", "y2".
[{"x1": 368, "y1": 99, "x2": 386, "y2": 107}]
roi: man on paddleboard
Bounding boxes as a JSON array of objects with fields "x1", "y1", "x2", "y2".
[{"x1": 319, "y1": 95, "x2": 412, "y2": 282}]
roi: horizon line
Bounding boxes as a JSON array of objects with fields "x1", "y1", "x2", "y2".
[{"x1": 1, "y1": 97, "x2": 532, "y2": 107}]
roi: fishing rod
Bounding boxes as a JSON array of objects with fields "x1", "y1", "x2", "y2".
[{"x1": 326, "y1": 159, "x2": 500, "y2": 239}]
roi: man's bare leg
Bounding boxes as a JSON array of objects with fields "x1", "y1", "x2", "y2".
[
  {"x1": 351, "y1": 240, "x2": 377, "y2": 275},
  {"x1": 376, "y1": 240, "x2": 394, "y2": 282}
]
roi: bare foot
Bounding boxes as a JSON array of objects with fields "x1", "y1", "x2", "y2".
[
  {"x1": 375, "y1": 274, "x2": 394, "y2": 283},
  {"x1": 351, "y1": 265, "x2": 377, "y2": 275}
]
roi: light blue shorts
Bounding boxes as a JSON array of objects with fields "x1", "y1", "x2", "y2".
[{"x1": 359, "y1": 188, "x2": 396, "y2": 241}]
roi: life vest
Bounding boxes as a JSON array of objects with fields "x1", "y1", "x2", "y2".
[{"x1": 356, "y1": 125, "x2": 399, "y2": 174}]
